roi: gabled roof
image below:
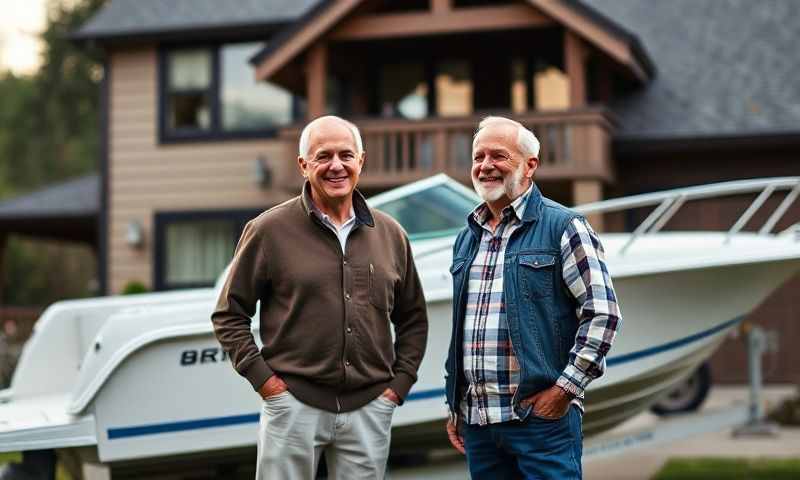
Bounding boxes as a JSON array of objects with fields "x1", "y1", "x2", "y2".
[
  {"x1": 72, "y1": 0, "x2": 319, "y2": 42},
  {"x1": 73, "y1": 0, "x2": 800, "y2": 141},
  {"x1": 250, "y1": 0, "x2": 654, "y2": 84}
]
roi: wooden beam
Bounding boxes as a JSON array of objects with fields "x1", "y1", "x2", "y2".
[
  {"x1": 431, "y1": 0, "x2": 451, "y2": 14},
  {"x1": 254, "y1": 0, "x2": 361, "y2": 82},
  {"x1": 306, "y1": 43, "x2": 327, "y2": 119},
  {"x1": 565, "y1": 30, "x2": 586, "y2": 107},
  {"x1": 528, "y1": 0, "x2": 648, "y2": 82},
  {"x1": 331, "y1": 5, "x2": 552, "y2": 41}
]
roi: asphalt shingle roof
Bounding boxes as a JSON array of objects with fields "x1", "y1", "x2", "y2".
[
  {"x1": 75, "y1": 0, "x2": 800, "y2": 140},
  {"x1": 0, "y1": 174, "x2": 98, "y2": 220},
  {"x1": 582, "y1": 0, "x2": 800, "y2": 140},
  {"x1": 73, "y1": 0, "x2": 319, "y2": 40}
]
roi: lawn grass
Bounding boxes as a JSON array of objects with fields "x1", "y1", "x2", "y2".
[
  {"x1": 0, "y1": 452, "x2": 21, "y2": 463},
  {"x1": 654, "y1": 457, "x2": 800, "y2": 480}
]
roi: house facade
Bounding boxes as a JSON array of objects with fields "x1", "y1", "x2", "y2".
[{"x1": 73, "y1": 0, "x2": 800, "y2": 382}]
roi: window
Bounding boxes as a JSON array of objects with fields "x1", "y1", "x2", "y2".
[
  {"x1": 534, "y1": 63, "x2": 570, "y2": 110},
  {"x1": 509, "y1": 57, "x2": 570, "y2": 112},
  {"x1": 160, "y1": 42, "x2": 297, "y2": 141},
  {"x1": 166, "y1": 49, "x2": 212, "y2": 132},
  {"x1": 436, "y1": 61, "x2": 473, "y2": 117},
  {"x1": 220, "y1": 42, "x2": 293, "y2": 131},
  {"x1": 154, "y1": 210, "x2": 261, "y2": 290},
  {"x1": 165, "y1": 220, "x2": 235, "y2": 286},
  {"x1": 379, "y1": 63, "x2": 428, "y2": 119},
  {"x1": 373, "y1": 183, "x2": 478, "y2": 239},
  {"x1": 511, "y1": 58, "x2": 528, "y2": 114}
]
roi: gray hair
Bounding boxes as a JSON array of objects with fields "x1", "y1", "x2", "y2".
[
  {"x1": 298, "y1": 116, "x2": 364, "y2": 158},
  {"x1": 472, "y1": 116, "x2": 540, "y2": 158}
]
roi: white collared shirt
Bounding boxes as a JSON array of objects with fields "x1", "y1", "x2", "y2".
[{"x1": 316, "y1": 208, "x2": 357, "y2": 253}]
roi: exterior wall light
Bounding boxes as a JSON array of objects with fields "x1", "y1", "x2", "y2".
[{"x1": 126, "y1": 220, "x2": 144, "y2": 248}]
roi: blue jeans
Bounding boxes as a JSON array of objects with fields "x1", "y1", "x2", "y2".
[{"x1": 462, "y1": 406, "x2": 583, "y2": 479}]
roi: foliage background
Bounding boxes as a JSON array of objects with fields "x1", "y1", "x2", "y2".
[{"x1": 0, "y1": 0, "x2": 104, "y2": 305}]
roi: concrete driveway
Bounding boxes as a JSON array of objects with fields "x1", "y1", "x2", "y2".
[{"x1": 584, "y1": 385, "x2": 799, "y2": 480}]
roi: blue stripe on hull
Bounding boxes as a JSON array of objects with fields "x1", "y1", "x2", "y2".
[
  {"x1": 108, "y1": 413, "x2": 259, "y2": 439},
  {"x1": 107, "y1": 315, "x2": 742, "y2": 440}
]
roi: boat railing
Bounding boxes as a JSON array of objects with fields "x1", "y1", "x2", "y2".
[{"x1": 575, "y1": 177, "x2": 800, "y2": 254}]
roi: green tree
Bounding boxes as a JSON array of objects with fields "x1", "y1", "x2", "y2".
[
  {"x1": 6, "y1": 0, "x2": 105, "y2": 191},
  {"x1": 0, "y1": 0, "x2": 106, "y2": 306}
]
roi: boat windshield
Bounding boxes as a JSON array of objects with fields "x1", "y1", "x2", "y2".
[{"x1": 372, "y1": 182, "x2": 478, "y2": 240}]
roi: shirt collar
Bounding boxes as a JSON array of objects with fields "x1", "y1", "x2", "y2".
[
  {"x1": 301, "y1": 180, "x2": 375, "y2": 228},
  {"x1": 470, "y1": 182, "x2": 534, "y2": 227},
  {"x1": 315, "y1": 205, "x2": 356, "y2": 230}
]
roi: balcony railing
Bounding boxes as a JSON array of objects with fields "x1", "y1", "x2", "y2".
[{"x1": 280, "y1": 108, "x2": 616, "y2": 189}]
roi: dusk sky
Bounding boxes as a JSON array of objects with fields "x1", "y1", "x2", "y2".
[{"x1": 0, "y1": 0, "x2": 47, "y2": 75}]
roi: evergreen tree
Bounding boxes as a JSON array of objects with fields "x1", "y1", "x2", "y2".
[{"x1": 0, "y1": 0, "x2": 105, "y2": 306}]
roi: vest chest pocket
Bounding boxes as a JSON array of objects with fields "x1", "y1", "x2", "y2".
[
  {"x1": 369, "y1": 262, "x2": 396, "y2": 312},
  {"x1": 518, "y1": 253, "x2": 557, "y2": 298}
]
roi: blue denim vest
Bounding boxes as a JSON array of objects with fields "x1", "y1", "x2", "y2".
[{"x1": 445, "y1": 184, "x2": 583, "y2": 418}]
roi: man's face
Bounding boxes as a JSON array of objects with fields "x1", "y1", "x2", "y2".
[
  {"x1": 298, "y1": 119, "x2": 363, "y2": 205},
  {"x1": 471, "y1": 122, "x2": 537, "y2": 205}
]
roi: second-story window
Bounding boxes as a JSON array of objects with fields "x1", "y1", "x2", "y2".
[
  {"x1": 220, "y1": 42, "x2": 293, "y2": 131},
  {"x1": 161, "y1": 41, "x2": 296, "y2": 142},
  {"x1": 167, "y1": 49, "x2": 213, "y2": 132}
]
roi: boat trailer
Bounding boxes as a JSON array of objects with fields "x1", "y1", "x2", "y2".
[{"x1": 584, "y1": 324, "x2": 781, "y2": 460}]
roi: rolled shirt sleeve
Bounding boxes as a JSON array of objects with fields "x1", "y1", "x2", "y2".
[{"x1": 556, "y1": 217, "x2": 622, "y2": 399}]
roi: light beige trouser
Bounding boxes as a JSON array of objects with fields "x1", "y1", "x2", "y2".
[{"x1": 256, "y1": 390, "x2": 396, "y2": 479}]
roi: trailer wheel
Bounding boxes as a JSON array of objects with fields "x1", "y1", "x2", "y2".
[{"x1": 651, "y1": 363, "x2": 712, "y2": 416}]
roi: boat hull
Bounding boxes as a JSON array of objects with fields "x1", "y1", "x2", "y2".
[{"x1": 71, "y1": 257, "x2": 796, "y2": 462}]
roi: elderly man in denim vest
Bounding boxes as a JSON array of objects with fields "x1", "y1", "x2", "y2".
[{"x1": 444, "y1": 116, "x2": 622, "y2": 479}]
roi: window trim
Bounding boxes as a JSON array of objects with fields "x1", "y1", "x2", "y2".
[
  {"x1": 158, "y1": 42, "x2": 299, "y2": 144},
  {"x1": 153, "y1": 209, "x2": 263, "y2": 291}
]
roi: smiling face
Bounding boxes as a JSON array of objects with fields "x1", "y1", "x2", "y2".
[
  {"x1": 471, "y1": 121, "x2": 537, "y2": 211},
  {"x1": 298, "y1": 118, "x2": 364, "y2": 208}
]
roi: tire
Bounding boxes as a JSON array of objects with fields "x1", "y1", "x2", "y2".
[{"x1": 651, "y1": 362, "x2": 712, "y2": 416}]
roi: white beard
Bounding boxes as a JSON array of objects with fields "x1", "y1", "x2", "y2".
[{"x1": 473, "y1": 161, "x2": 527, "y2": 203}]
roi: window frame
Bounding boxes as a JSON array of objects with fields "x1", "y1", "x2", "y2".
[
  {"x1": 158, "y1": 41, "x2": 301, "y2": 144},
  {"x1": 153, "y1": 209, "x2": 263, "y2": 291}
]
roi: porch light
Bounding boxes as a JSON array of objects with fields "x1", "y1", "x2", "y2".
[{"x1": 126, "y1": 220, "x2": 144, "y2": 248}]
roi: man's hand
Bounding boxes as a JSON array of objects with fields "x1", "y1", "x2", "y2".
[
  {"x1": 446, "y1": 416, "x2": 465, "y2": 454},
  {"x1": 522, "y1": 385, "x2": 573, "y2": 419},
  {"x1": 380, "y1": 388, "x2": 401, "y2": 405},
  {"x1": 258, "y1": 374, "x2": 288, "y2": 400}
]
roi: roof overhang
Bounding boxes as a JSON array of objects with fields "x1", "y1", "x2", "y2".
[
  {"x1": 251, "y1": 0, "x2": 655, "y2": 84},
  {"x1": 0, "y1": 174, "x2": 99, "y2": 244},
  {"x1": 70, "y1": 21, "x2": 291, "y2": 48}
]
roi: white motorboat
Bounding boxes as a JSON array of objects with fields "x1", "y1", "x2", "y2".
[{"x1": 1, "y1": 175, "x2": 798, "y2": 476}]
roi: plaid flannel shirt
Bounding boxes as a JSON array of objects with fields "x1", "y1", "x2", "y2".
[{"x1": 461, "y1": 189, "x2": 621, "y2": 426}]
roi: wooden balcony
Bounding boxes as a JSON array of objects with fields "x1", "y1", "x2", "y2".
[{"x1": 279, "y1": 107, "x2": 616, "y2": 190}]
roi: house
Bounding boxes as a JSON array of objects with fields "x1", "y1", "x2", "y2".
[{"x1": 28, "y1": 0, "x2": 799, "y2": 382}]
